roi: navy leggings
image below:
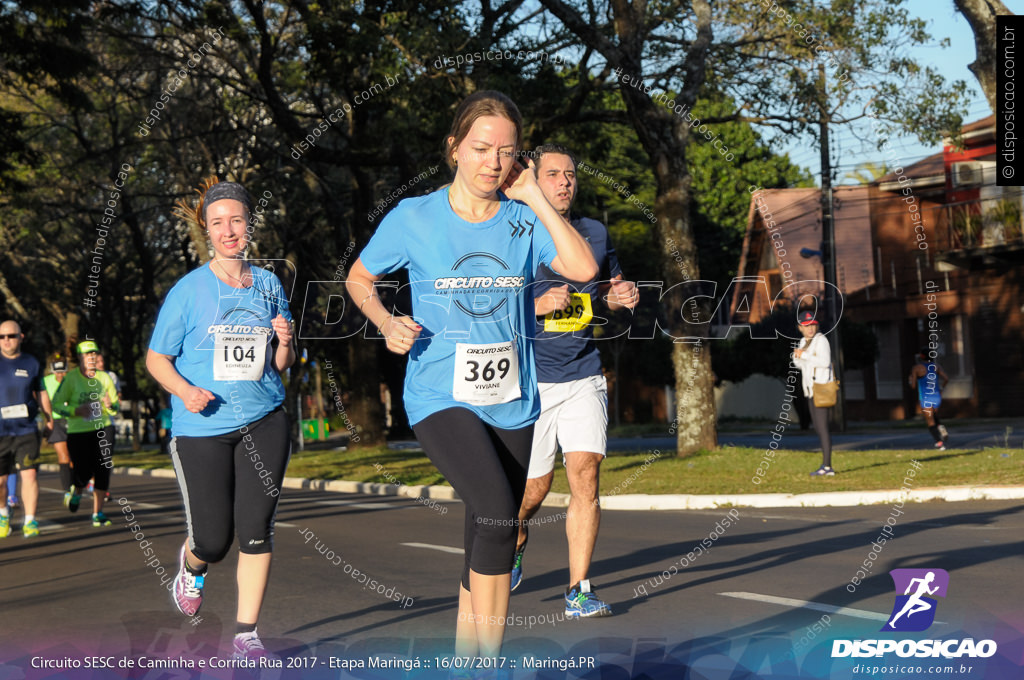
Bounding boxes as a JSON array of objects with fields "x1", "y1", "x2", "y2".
[
  {"x1": 413, "y1": 407, "x2": 533, "y2": 590},
  {"x1": 170, "y1": 407, "x2": 290, "y2": 563}
]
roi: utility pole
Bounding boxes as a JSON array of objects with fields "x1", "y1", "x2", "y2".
[{"x1": 818, "y1": 63, "x2": 846, "y2": 432}]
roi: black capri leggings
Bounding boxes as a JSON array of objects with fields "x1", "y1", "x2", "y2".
[
  {"x1": 413, "y1": 407, "x2": 533, "y2": 590},
  {"x1": 67, "y1": 427, "x2": 114, "y2": 491},
  {"x1": 809, "y1": 404, "x2": 832, "y2": 467},
  {"x1": 170, "y1": 407, "x2": 290, "y2": 563}
]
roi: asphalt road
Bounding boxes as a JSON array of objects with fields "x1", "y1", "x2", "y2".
[{"x1": 2, "y1": 468, "x2": 1023, "y2": 679}]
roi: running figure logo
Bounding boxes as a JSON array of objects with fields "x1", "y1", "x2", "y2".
[{"x1": 882, "y1": 568, "x2": 949, "y2": 632}]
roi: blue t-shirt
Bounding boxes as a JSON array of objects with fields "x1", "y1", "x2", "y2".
[
  {"x1": 149, "y1": 263, "x2": 292, "y2": 437},
  {"x1": 359, "y1": 188, "x2": 558, "y2": 429},
  {"x1": 532, "y1": 216, "x2": 621, "y2": 383},
  {"x1": 0, "y1": 353, "x2": 41, "y2": 437},
  {"x1": 917, "y1": 362, "x2": 942, "y2": 409}
]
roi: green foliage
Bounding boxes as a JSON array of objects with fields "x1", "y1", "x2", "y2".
[
  {"x1": 0, "y1": 0, "x2": 973, "y2": 439},
  {"x1": 688, "y1": 91, "x2": 813, "y2": 285},
  {"x1": 709, "y1": 0, "x2": 971, "y2": 148},
  {"x1": 843, "y1": 161, "x2": 889, "y2": 185}
]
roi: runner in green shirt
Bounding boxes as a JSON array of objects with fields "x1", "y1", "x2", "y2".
[{"x1": 51, "y1": 341, "x2": 119, "y2": 526}]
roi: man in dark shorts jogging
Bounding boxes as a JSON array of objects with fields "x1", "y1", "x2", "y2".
[{"x1": 0, "y1": 320, "x2": 51, "y2": 538}]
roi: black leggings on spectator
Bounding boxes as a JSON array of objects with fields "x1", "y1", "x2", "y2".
[
  {"x1": 810, "y1": 405, "x2": 832, "y2": 467},
  {"x1": 412, "y1": 407, "x2": 533, "y2": 590}
]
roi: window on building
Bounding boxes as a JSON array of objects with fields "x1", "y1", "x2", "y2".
[
  {"x1": 844, "y1": 366, "x2": 865, "y2": 400},
  {"x1": 872, "y1": 321, "x2": 903, "y2": 400}
]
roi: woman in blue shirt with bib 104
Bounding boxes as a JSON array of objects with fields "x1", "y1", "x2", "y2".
[
  {"x1": 146, "y1": 179, "x2": 294, "y2": 660},
  {"x1": 347, "y1": 91, "x2": 597, "y2": 660}
]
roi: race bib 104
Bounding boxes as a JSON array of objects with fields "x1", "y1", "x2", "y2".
[{"x1": 214, "y1": 333, "x2": 266, "y2": 381}]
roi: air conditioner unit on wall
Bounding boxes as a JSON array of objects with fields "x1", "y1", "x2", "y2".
[{"x1": 951, "y1": 161, "x2": 986, "y2": 188}]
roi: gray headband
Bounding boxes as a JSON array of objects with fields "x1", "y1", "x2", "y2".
[{"x1": 202, "y1": 181, "x2": 253, "y2": 222}]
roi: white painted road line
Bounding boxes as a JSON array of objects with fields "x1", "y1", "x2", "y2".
[
  {"x1": 280, "y1": 498, "x2": 414, "y2": 511},
  {"x1": 34, "y1": 519, "x2": 72, "y2": 535},
  {"x1": 401, "y1": 542, "x2": 465, "y2": 555},
  {"x1": 719, "y1": 591, "x2": 892, "y2": 622}
]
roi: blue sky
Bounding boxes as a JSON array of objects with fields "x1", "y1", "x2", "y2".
[{"x1": 782, "y1": 0, "x2": 1002, "y2": 184}]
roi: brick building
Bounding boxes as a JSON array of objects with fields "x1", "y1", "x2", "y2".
[{"x1": 732, "y1": 116, "x2": 1023, "y2": 419}]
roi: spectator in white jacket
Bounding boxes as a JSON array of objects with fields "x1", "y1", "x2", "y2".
[{"x1": 792, "y1": 310, "x2": 834, "y2": 476}]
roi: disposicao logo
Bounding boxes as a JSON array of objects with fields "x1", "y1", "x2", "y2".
[
  {"x1": 832, "y1": 568, "x2": 998, "y2": 659},
  {"x1": 882, "y1": 568, "x2": 948, "y2": 632}
]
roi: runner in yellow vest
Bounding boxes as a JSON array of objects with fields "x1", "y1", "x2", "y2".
[{"x1": 42, "y1": 358, "x2": 72, "y2": 496}]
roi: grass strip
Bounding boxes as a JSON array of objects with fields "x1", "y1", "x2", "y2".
[{"x1": 44, "y1": 443, "x2": 1022, "y2": 496}]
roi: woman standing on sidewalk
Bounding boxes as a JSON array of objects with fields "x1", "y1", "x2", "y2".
[
  {"x1": 792, "y1": 311, "x2": 835, "y2": 476},
  {"x1": 347, "y1": 90, "x2": 597, "y2": 661},
  {"x1": 147, "y1": 178, "x2": 294, "y2": 659}
]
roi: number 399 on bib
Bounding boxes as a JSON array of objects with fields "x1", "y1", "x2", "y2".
[{"x1": 452, "y1": 341, "x2": 520, "y2": 406}]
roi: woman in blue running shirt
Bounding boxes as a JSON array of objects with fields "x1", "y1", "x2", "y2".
[
  {"x1": 347, "y1": 91, "x2": 598, "y2": 659},
  {"x1": 146, "y1": 179, "x2": 295, "y2": 659}
]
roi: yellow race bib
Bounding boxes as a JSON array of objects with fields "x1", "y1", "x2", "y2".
[{"x1": 544, "y1": 292, "x2": 593, "y2": 333}]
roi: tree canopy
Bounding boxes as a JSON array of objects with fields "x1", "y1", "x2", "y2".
[{"x1": 0, "y1": 0, "x2": 969, "y2": 450}]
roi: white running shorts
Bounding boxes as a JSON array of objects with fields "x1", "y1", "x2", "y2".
[{"x1": 527, "y1": 374, "x2": 608, "y2": 479}]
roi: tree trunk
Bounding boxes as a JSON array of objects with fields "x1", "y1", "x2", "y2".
[
  {"x1": 594, "y1": 0, "x2": 717, "y2": 455},
  {"x1": 346, "y1": 339, "x2": 386, "y2": 446},
  {"x1": 672, "y1": 340, "x2": 718, "y2": 454},
  {"x1": 954, "y1": 0, "x2": 1013, "y2": 115},
  {"x1": 653, "y1": 184, "x2": 719, "y2": 456},
  {"x1": 60, "y1": 311, "x2": 80, "y2": 357}
]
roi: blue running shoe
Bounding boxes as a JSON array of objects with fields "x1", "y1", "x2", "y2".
[
  {"x1": 565, "y1": 579, "x2": 611, "y2": 618},
  {"x1": 809, "y1": 465, "x2": 835, "y2": 477},
  {"x1": 510, "y1": 536, "x2": 527, "y2": 592},
  {"x1": 64, "y1": 485, "x2": 81, "y2": 513}
]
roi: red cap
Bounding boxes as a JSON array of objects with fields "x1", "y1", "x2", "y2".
[{"x1": 798, "y1": 311, "x2": 819, "y2": 326}]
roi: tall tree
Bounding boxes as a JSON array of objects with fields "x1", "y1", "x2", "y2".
[
  {"x1": 954, "y1": 0, "x2": 1012, "y2": 115},
  {"x1": 531, "y1": 0, "x2": 720, "y2": 455},
  {"x1": 524, "y1": 0, "x2": 970, "y2": 454}
]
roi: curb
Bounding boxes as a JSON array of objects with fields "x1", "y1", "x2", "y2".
[
  {"x1": 42, "y1": 464, "x2": 1024, "y2": 510},
  {"x1": 593, "y1": 486, "x2": 1024, "y2": 510}
]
